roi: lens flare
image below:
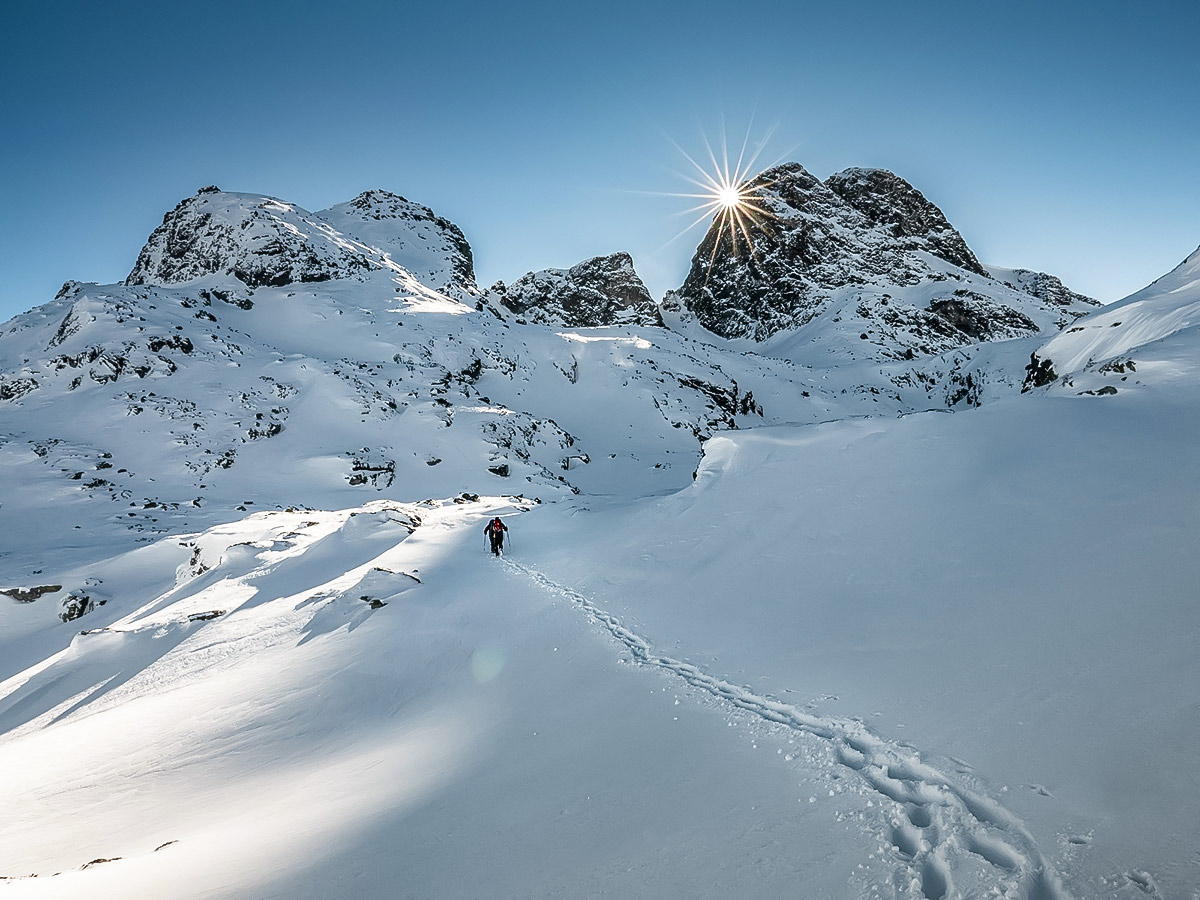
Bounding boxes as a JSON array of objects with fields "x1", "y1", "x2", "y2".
[
  {"x1": 716, "y1": 185, "x2": 741, "y2": 209},
  {"x1": 650, "y1": 120, "x2": 782, "y2": 268}
]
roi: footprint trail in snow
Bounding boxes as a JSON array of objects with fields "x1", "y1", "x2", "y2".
[{"x1": 506, "y1": 559, "x2": 1074, "y2": 900}]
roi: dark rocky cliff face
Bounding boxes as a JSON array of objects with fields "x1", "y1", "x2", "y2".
[
  {"x1": 825, "y1": 168, "x2": 987, "y2": 276},
  {"x1": 488, "y1": 252, "x2": 662, "y2": 327},
  {"x1": 672, "y1": 163, "x2": 933, "y2": 341}
]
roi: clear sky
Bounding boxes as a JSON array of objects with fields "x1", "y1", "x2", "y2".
[{"x1": 2, "y1": 0, "x2": 1198, "y2": 321}]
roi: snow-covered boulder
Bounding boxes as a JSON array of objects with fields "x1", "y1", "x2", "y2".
[{"x1": 488, "y1": 252, "x2": 662, "y2": 327}]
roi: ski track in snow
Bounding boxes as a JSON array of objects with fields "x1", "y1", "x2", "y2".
[{"x1": 507, "y1": 559, "x2": 1072, "y2": 900}]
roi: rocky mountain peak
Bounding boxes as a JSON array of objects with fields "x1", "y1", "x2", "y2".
[
  {"x1": 824, "y1": 168, "x2": 987, "y2": 276},
  {"x1": 672, "y1": 162, "x2": 930, "y2": 341},
  {"x1": 487, "y1": 252, "x2": 662, "y2": 328},
  {"x1": 670, "y1": 161, "x2": 1093, "y2": 355}
]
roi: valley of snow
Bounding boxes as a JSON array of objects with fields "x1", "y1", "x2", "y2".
[{"x1": 1, "y1": 184, "x2": 1197, "y2": 899}]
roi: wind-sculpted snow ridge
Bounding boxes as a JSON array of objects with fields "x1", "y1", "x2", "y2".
[
  {"x1": 667, "y1": 162, "x2": 1097, "y2": 357},
  {"x1": 0, "y1": 500, "x2": 435, "y2": 721},
  {"x1": 508, "y1": 560, "x2": 1073, "y2": 900}
]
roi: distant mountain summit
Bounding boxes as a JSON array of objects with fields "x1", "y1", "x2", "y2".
[
  {"x1": 485, "y1": 252, "x2": 662, "y2": 327},
  {"x1": 667, "y1": 163, "x2": 1097, "y2": 359},
  {"x1": 0, "y1": 177, "x2": 1193, "y2": 604}
]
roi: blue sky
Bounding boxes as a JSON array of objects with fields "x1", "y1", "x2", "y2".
[{"x1": 2, "y1": 0, "x2": 1198, "y2": 320}]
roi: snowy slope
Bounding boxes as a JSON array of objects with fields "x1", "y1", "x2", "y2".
[
  {"x1": 1026, "y1": 244, "x2": 1200, "y2": 391},
  {"x1": 513, "y1": 390, "x2": 1200, "y2": 899},
  {"x1": 2, "y1": 184, "x2": 1198, "y2": 899}
]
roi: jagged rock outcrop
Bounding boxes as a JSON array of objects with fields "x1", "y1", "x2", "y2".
[
  {"x1": 825, "y1": 168, "x2": 987, "y2": 276},
  {"x1": 669, "y1": 162, "x2": 1096, "y2": 357},
  {"x1": 487, "y1": 252, "x2": 662, "y2": 327},
  {"x1": 672, "y1": 163, "x2": 924, "y2": 341}
]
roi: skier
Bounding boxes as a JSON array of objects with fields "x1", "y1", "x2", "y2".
[{"x1": 484, "y1": 516, "x2": 508, "y2": 556}]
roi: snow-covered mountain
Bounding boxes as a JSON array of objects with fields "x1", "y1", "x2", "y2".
[
  {"x1": 127, "y1": 187, "x2": 478, "y2": 299},
  {"x1": 2, "y1": 178, "x2": 1197, "y2": 900}
]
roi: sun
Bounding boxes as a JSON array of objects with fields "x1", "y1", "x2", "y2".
[
  {"x1": 716, "y1": 184, "x2": 742, "y2": 210},
  {"x1": 653, "y1": 122, "x2": 780, "y2": 266}
]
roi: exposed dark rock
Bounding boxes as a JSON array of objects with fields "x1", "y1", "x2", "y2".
[
  {"x1": 199, "y1": 288, "x2": 253, "y2": 310},
  {"x1": 488, "y1": 464, "x2": 511, "y2": 477},
  {"x1": 826, "y1": 168, "x2": 988, "y2": 275},
  {"x1": 927, "y1": 294, "x2": 1037, "y2": 341},
  {"x1": 187, "y1": 610, "x2": 225, "y2": 621},
  {"x1": 147, "y1": 335, "x2": 194, "y2": 354},
  {"x1": 672, "y1": 162, "x2": 1095, "y2": 353},
  {"x1": 1099, "y1": 358, "x2": 1135, "y2": 374},
  {"x1": 61, "y1": 591, "x2": 102, "y2": 622},
  {"x1": 675, "y1": 162, "x2": 934, "y2": 340},
  {"x1": 1, "y1": 585, "x2": 62, "y2": 603},
  {"x1": 348, "y1": 454, "x2": 395, "y2": 488},
  {"x1": 1022, "y1": 353, "x2": 1058, "y2": 392},
  {"x1": 677, "y1": 376, "x2": 764, "y2": 432},
  {"x1": 0, "y1": 377, "x2": 38, "y2": 401},
  {"x1": 491, "y1": 252, "x2": 662, "y2": 327}
]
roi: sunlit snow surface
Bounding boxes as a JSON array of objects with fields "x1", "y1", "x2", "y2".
[{"x1": 2, "y1": 206, "x2": 1198, "y2": 897}]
